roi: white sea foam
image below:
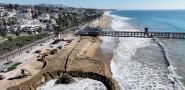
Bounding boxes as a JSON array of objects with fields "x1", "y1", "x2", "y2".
[
  {"x1": 37, "y1": 78, "x2": 107, "y2": 90},
  {"x1": 168, "y1": 65, "x2": 184, "y2": 80},
  {"x1": 104, "y1": 11, "x2": 131, "y2": 21},
  {"x1": 104, "y1": 11, "x2": 181, "y2": 90},
  {"x1": 104, "y1": 11, "x2": 111, "y2": 16}
]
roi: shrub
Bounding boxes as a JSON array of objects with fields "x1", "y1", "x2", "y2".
[
  {"x1": 7, "y1": 36, "x2": 13, "y2": 41},
  {"x1": 0, "y1": 33, "x2": 50, "y2": 55},
  {"x1": 55, "y1": 73, "x2": 74, "y2": 84},
  {"x1": 6, "y1": 62, "x2": 22, "y2": 72}
]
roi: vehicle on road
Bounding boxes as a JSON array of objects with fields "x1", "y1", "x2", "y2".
[
  {"x1": 26, "y1": 49, "x2": 31, "y2": 53},
  {"x1": 4, "y1": 61, "x2": 12, "y2": 65}
]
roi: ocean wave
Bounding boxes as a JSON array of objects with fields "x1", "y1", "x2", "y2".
[
  {"x1": 105, "y1": 11, "x2": 152, "y2": 90},
  {"x1": 152, "y1": 37, "x2": 185, "y2": 90},
  {"x1": 37, "y1": 78, "x2": 107, "y2": 90},
  {"x1": 105, "y1": 11, "x2": 131, "y2": 21},
  {"x1": 105, "y1": 11, "x2": 183, "y2": 90}
]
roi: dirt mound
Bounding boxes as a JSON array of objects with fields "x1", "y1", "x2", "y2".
[{"x1": 7, "y1": 37, "x2": 120, "y2": 90}]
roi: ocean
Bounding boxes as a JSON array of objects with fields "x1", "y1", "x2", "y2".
[
  {"x1": 102, "y1": 10, "x2": 185, "y2": 90},
  {"x1": 37, "y1": 10, "x2": 185, "y2": 90}
]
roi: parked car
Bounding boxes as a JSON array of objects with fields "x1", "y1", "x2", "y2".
[
  {"x1": 50, "y1": 45, "x2": 54, "y2": 48},
  {"x1": 26, "y1": 49, "x2": 31, "y2": 53},
  {"x1": 51, "y1": 39, "x2": 62, "y2": 44},
  {"x1": 4, "y1": 61, "x2": 12, "y2": 65},
  {"x1": 0, "y1": 68, "x2": 8, "y2": 73},
  {"x1": 57, "y1": 45, "x2": 63, "y2": 49},
  {"x1": 35, "y1": 50, "x2": 41, "y2": 53}
]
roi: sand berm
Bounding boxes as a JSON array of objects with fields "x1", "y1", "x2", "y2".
[{"x1": 7, "y1": 15, "x2": 120, "y2": 90}]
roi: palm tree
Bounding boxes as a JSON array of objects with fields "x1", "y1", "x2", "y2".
[
  {"x1": 53, "y1": 24, "x2": 64, "y2": 38},
  {"x1": 7, "y1": 36, "x2": 13, "y2": 41},
  {"x1": 27, "y1": 31, "x2": 32, "y2": 35},
  {"x1": 1, "y1": 18, "x2": 7, "y2": 37}
]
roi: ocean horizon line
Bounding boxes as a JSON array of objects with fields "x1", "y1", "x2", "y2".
[{"x1": 113, "y1": 9, "x2": 185, "y2": 11}]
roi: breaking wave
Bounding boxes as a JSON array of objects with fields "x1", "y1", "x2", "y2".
[{"x1": 104, "y1": 11, "x2": 183, "y2": 90}]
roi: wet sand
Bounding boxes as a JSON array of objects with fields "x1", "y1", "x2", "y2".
[
  {"x1": 93, "y1": 47, "x2": 113, "y2": 75},
  {"x1": 93, "y1": 14, "x2": 114, "y2": 76}
]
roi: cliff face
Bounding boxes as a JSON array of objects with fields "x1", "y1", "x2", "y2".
[{"x1": 7, "y1": 37, "x2": 120, "y2": 90}]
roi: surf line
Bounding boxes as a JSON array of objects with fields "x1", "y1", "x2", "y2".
[{"x1": 152, "y1": 37, "x2": 184, "y2": 90}]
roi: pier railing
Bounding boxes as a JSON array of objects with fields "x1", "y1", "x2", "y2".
[{"x1": 100, "y1": 31, "x2": 185, "y2": 39}]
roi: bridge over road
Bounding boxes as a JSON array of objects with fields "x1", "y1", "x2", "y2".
[{"x1": 99, "y1": 31, "x2": 185, "y2": 39}]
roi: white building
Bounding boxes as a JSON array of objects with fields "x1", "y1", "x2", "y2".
[
  {"x1": 37, "y1": 13, "x2": 50, "y2": 21},
  {"x1": 0, "y1": 7, "x2": 9, "y2": 17},
  {"x1": 20, "y1": 19, "x2": 46, "y2": 32},
  {"x1": 8, "y1": 10, "x2": 16, "y2": 17},
  {"x1": 50, "y1": 13, "x2": 58, "y2": 18}
]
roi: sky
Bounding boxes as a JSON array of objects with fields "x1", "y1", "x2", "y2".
[{"x1": 0, "y1": 0, "x2": 185, "y2": 10}]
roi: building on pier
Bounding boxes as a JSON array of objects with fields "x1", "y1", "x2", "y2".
[{"x1": 75, "y1": 26, "x2": 102, "y2": 37}]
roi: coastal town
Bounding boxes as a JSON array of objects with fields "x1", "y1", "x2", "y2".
[
  {"x1": 0, "y1": 1, "x2": 185, "y2": 90},
  {"x1": 0, "y1": 3, "x2": 114, "y2": 90},
  {"x1": 0, "y1": 3, "x2": 103, "y2": 36}
]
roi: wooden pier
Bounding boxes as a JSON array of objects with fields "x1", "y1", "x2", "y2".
[{"x1": 99, "y1": 31, "x2": 185, "y2": 39}]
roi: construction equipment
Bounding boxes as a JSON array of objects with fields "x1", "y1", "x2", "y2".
[
  {"x1": 50, "y1": 49, "x2": 58, "y2": 55},
  {"x1": 21, "y1": 69, "x2": 31, "y2": 77},
  {"x1": 0, "y1": 75, "x2": 5, "y2": 80}
]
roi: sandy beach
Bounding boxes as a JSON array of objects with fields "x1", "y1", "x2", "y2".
[
  {"x1": 0, "y1": 14, "x2": 119, "y2": 90},
  {"x1": 1, "y1": 11, "x2": 182, "y2": 90},
  {"x1": 104, "y1": 11, "x2": 183, "y2": 90}
]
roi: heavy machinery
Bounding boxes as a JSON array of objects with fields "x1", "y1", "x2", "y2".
[{"x1": 0, "y1": 75, "x2": 5, "y2": 80}]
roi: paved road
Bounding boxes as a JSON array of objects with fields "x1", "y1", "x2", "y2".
[{"x1": 0, "y1": 33, "x2": 74, "y2": 79}]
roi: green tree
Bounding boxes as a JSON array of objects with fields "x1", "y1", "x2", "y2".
[
  {"x1": 27, "y1": 31, "x2": 32, "y2": 35},
  {"x1": 1, "y1": 18, "x2": 6, "y2": 25},
  {"x1": 7, "y1": 17, "x2": 17, "y2": 25},
  {"x1": 12, "y1": 17, "x2": 17, "y2": 25},
  {"x1": 1, "y1": 31, "x2": 7, "y2": 37},
  {"x1": 37, "y1": 27, "x2": 42, "y2": 33},
  {"x1": 15, "y1": 26, "x2": 21, "y2": 37},
  {"x1": 14, "y1": 4, "x2": 19, "y2": 10},
  {"x1": 53, "y1": 25, "x2": 62, "y2": 38},
  {"x1": 7, "y1": 36, "x2": 13, "y2": 41},
  {"x1": 8, "y1": 3, "x2": 13, "y2": 10},
  {"x1": 0, "y1": 18, "x2": 7, "y2": 37}
]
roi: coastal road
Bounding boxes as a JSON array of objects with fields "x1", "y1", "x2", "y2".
[{"x1": 0, "y1": 33, "x2": 72, "y2": 80}]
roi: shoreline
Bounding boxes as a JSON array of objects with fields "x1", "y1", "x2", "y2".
[
  {"x1": 105, "y1": 11, "x2": 184, "y2": 90},
  {"x1": 93, "y1": 14, "x2": 114, "y2": 77},
  {"x1": 153, "y1": 37, "x2": 185, "y2": 90},
  {"x1": 3, "y1": 14, "x2": 120, "y2": 90},
  {"x1": 6, "y1": 36, "x2": 119, "y2": 90}
]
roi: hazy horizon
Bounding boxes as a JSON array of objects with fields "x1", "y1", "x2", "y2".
[{"x1": 1, "y1": 0, "x2": 185, "y2": 10}]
